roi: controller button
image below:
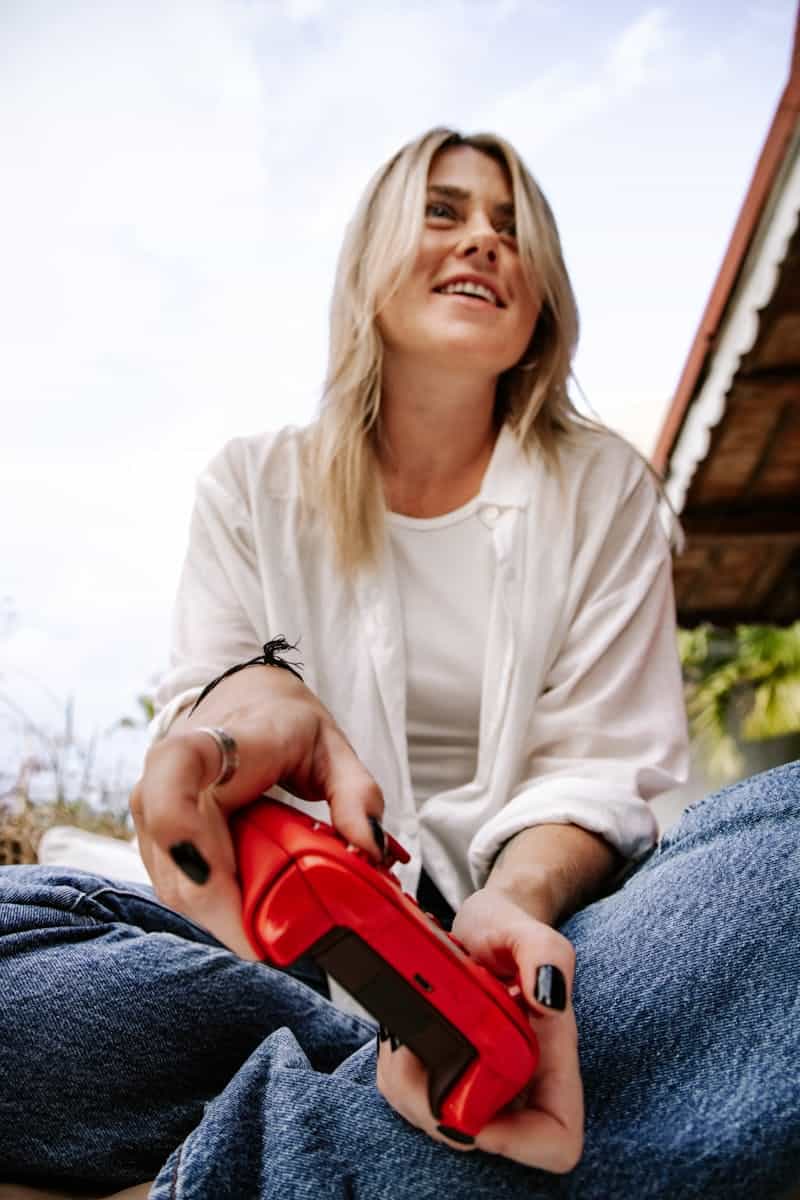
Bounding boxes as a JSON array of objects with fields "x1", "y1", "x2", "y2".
[
  {"x1": 436, "y1": 1125, "x2": 475, "y2": 1146},
  {"x1": 384, "y1": 832, "x2": 411, "y2": 865}
]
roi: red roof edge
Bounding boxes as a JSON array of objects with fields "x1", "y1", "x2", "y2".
[{"x1": 651, "y1": 6, "x2": 800, "y2": 473}]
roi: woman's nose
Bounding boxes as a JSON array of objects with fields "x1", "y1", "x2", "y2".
[{"x1": 458, "y1": 230, "x2": 499, "y2": 266}]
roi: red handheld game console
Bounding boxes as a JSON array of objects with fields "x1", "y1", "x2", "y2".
[{"x1": 232, "y1": 797, "x2": 539, "y2": 1141}]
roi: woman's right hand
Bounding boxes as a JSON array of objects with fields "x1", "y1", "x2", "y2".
[
  {"x1": 130, "y1": 666, "x2": 385, "y2": 956},
  {"x1": 377, "y1": 887, "x2": 583, "y2": 1171}
]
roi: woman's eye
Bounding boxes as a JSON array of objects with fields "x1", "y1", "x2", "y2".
[
  {"x1": 499, "y1": 221, "x2": 517, "y2": 239},
  {"x1": 426, "y1": 202, "x2": 455, "y2": 220}
]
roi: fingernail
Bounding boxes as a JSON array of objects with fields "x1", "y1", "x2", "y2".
[
  {"x1": 169, "y1": 841, "x2": 210, "y2": 885},
  {"x1": 535, "y1": 964, "x2": 567, "y2": 1011},
  {"x1": 378, "y1": 1024, "x2": 390, "y2": 1043},
  {"x1": 436, "y1": 1124, "x2": 475, "y2": 1146},
  {"x1": 367, "y1": 815, "x2": 386, "y2": 860},
  {"x1": 389, "y1": 1034, "x2": 401, "y2": 1052}
]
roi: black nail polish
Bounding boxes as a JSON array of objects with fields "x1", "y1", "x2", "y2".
[
  {"x1": 535, "y1": 964, "x2": 567, "y2": 1011},
  {"x1": 169, "y1": 841, "x2": 210, "y2": 885},
  {"x1": 436, "y1": 1124, "x2": 475, "y2": 1146},
  {"x1": 367, "y1": 815, "x2": 386, "y2": 859},
  {"x1": 390, "y1": 1034, "x2": 401, "y2": 1052},
  {"x1": 378, "y1": 1024, "x2": 390, "y2": 1043}
]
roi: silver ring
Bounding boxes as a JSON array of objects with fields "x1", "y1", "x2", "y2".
[{"x1": 196, "y1": 727, "x2": 240, "y2": 788}]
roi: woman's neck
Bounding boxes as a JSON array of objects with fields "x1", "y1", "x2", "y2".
[{"x1": 378, "y1": 356, "x2": 499, "y2": 518}]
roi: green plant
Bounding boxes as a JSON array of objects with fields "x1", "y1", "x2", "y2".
[{"x1": 678, "y1": 622, "x2": 800, "y2": 781}]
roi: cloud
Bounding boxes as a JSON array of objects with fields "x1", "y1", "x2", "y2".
[
  {"x1": 282, "y1": 0, "x2": 327, "y2": 20},
  {"x1": 1, "y1": 1, "x2": 287, "y2": 457},
  {"x1": 608, "y1": 8, "x2": 672, "y2": 93},
  {"x1": 472, "y1": 6, "x2": 675, "y2": 151}
]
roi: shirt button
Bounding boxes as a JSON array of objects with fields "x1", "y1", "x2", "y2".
[{"x1": 481, "y1": 505, "x2": 500, "y2": 527}]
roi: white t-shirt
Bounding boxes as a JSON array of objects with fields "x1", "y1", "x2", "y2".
[{"x1": 388, "y1": 500, "x2": 494, "y2": 808}]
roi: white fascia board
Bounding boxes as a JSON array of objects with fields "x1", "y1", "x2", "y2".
[{"x1": 663, "y1": 126, "x2": 800, "y2": 521}]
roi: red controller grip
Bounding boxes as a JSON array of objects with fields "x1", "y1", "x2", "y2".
[{"x1": 232, "y1": 798, "x2": 539, "y2": 1140}]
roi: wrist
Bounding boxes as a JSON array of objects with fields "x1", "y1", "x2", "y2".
[
  {"x1": 188, "y1": 637, "x2": 303, "y2": 719},
  {"x1": 484, "y1": 823, "x2": 621, "y2": 927},
  {"x1": 484, "y1": 860, "x2": 562, "y2": 926},
  {"x1": 171, "y1": 663, "x2": 308, "y2": 734}
]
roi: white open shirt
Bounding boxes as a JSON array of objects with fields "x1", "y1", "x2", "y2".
[{"x1": 152, "y1": 423, "x2": 689, "y2": 911}]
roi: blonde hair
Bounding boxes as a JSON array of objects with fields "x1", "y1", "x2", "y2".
[{"x1": 303, "y1": 126, "x2": 602, "y2": 571}]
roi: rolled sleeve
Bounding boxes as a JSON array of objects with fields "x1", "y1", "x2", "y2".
[
  {"x1": 148, "y1": 687, "x2": 203, "y2": 741},
  {"x1": 468, "y1": 466, "x2": 689, "y2": 886}
]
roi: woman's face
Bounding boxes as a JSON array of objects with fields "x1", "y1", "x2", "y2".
[{"x1": 377, "y1": 145, "x2": 542, "y2": 378}]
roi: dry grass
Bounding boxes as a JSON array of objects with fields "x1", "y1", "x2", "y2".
[{"x1": 0, "y1": 794, "x2": 131, "y2": 866}]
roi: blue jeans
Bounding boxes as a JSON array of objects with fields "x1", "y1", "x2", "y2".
[{"x1": 1, "y1": 763, "x2": 798, "y2": 1198}]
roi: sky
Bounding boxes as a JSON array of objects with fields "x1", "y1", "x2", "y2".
[{"x1": 1, "y1": 0, "x2": 797, "y2": 785}]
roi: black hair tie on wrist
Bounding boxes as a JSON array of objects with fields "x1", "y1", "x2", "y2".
[{"x1": 188, "y1": 636, "x2": 304, "y2": 717}]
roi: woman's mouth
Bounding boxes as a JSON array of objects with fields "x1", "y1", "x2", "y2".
[{"x1": 433, "y1": 280, "x2": 504, "y2": 307}]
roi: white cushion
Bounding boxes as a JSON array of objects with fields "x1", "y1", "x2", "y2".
[{"x1": 37, "y1": 826, "x2": 151, "y2": 886}]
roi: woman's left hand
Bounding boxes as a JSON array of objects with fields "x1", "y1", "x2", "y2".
[{"x1": 375, "y1": 887, "x2": 583, "y2": 1173}]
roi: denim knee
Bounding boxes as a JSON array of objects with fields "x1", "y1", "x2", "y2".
[{"x1": 659, "y1": 758, "x2": 800, "y2": 855}]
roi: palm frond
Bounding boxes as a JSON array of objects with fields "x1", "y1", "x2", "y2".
[
  {"x1": 679, "y1": 622, "x2": 800, "y2": 780},
  {"x1": 742, "y1": 677, "x2": 800, "y2": 741}
]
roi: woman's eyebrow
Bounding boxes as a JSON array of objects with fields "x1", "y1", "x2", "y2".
[
  {"x1": 427, "y1": 184, "x2": 514, "y2": 218},
  {"x1": 427, "y1": 184, "x2": 470, "y2": 200}
]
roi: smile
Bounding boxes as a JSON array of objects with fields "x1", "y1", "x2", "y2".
[{"x1": 433, "y1": 279, "x2": 504, "y2": 307}]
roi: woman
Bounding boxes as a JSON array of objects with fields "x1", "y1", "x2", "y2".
[{"x1": 1, "y1": 129, "x2": 797, "y2": 1199}]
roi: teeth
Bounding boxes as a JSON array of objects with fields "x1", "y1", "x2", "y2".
[{"x1": 439, "y1": 281, "x2": 498, "y2": 305}]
